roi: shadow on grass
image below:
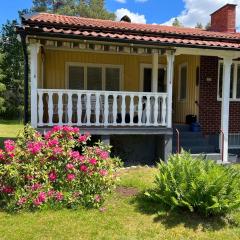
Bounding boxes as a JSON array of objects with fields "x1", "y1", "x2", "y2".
[{"x1": 131, "y1": 192, "x2": 239, "y2": 231}]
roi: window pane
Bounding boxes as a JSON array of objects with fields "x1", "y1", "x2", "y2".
[
  {"x1": 87, "y1": 67, "x2": 102, "y2": 90},
  {"x1": 106, "y1": 68, "x2": 120, "y2": 91},
  {"x1": 143, "y1": 68, "x2": 152, "y2": 92},
  {"x1": 180, "y1": 65, "x2": 187, "y2": 100},
  {"x1": 69, "y1": 66, "x2": 84, "y2": 90},
  {"x1": 158, "y1": 68, "x2": 166, "y2": 92},
  {"x1": 237, "y1": 65, "x2": 240, "y2": 98}
]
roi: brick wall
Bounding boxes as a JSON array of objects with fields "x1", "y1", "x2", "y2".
[
  {"x1": 210, "y1": 4, "x2": 236, "y2": 33},
  {"x1": 199, "y1": 56, "x2": 240, "y2": 135}
]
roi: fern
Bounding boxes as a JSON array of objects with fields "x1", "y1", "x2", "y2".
[{"x1": 147, "y1": 151, "x2": 240, "y2": 216}]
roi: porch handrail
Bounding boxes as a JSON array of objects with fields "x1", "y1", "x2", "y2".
[{"x1": 36, "y1": 89, "x2": 168, "y2": 128}]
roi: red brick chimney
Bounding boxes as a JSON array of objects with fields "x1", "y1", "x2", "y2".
[{"x1": 210, "y1": 4, "x2": 237, "y2": 33}]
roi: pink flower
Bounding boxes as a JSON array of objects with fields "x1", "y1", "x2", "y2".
[
  {"x1": 25, "y1": 175, "x2": 34, "y2": 181},
  {"x1": 100, "y1": 151, "x2": 109, "y2": 159},
  {"x1": 70, "y1": 151, "x2": 80, "y2": 159},
  {"x1": 0, "y1": 149, "x2": 5, "y2": 160},
  {"x1": 63, "y1": 126, "x2": 73, "y2": 132},
  {"x1": 48, "y1": 171, "x2": 57, "y2": 182},
  {"x1": 94, "y1": 195, "x2": 101, "y2": 203},
  {"x1": 2, "y1": 186, "x2": 14, "y2": 194},
  {"x1": 78, "y1": 155, "x2": 85, "y2": 162},
  {"x1": 47, "y1": 139, "x2": 59, "y2": 147},
  {"x1": 38, "y1": 192, "x2": 46, "y2": 202},
  {"x1": 52, "y1": 126, "x2": 62, "y2": 132},
  {"x1": 47, "y1": 190, "x2": 55, "y2": 197},
  {"x1": 4, "y1": 140, "x2": 15, "y2": 153},
  {"x1": 99, "y1": 169, "x2": 108, "y2": 176},
  {"x1": 31, "y1": 183, "x2": 42, "y2": 191},
  {"x1": 78, "y1": 135, "x2": 88, "y2": 143},
  {"x1": 33, "y1": 199, "x2": 42, "y2": 206},
  {"x1": 72, "y1": 127, "x2": 79, "y2": 134},
  {"x1": 55, "y1": 192, "x2": 64, "y2": 201},
  {"x1": 66, "y1": 173, "x2": 75, "y2": 181},
  {"x1": 66, "y1": 163, "x2": 75, "y2": 170},
  {"x1": 27, "y1": 141, "x2": 43, "y2": 154},
  {"x1": 17, "y1": 197, "x2": 27, "y2": 206},
  {"x1": 89, "y1": 158, "x2": 97, "y2": 165},
  {"x1": 80, "y1": 165, "x2": 88, "y2": 172},
  {"x1": 53, "y1": 147, "x2": 62, "y2": 155}
]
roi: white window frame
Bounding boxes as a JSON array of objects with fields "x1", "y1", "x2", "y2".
[
  {"x1": 139, "y1": 63, "x2": 167, "y2": 92},
  {"x1": 65, "y1": 62, "x2": 124, "y2": 91},
  {"x1": 217, "y1": 60, "x2": 240, "y2": 102},
  {"x1": 178, "y1": 63, "x2": 188, "y2": 101}
]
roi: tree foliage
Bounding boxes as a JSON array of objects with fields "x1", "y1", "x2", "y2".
[
  {"x1": 0, "y1": 21, "x2": 24, "y2": 119},
  {"x1": 31, "y1": 0, "x2": 115, "y2": 20},
  {"x1": 172, "y1": 18, "x2": 183, "y2": 27}
]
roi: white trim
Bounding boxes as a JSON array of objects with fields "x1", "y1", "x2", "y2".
[
  {"x1": 65, "y1": 62, "x2": 124, "y2": 91},
  {"x1": 139, "y1": 63, "x2": 167, "y2": 92},
  {"x1": 217, "y1": 60, "x2": 240, "y2": 101},
  {"x1": 178, "y1": 62, "x2": 188, "y2": 101},
  {"x1": 29, "y1": 43, "x2": 41, "y2": 128},
  {"x1": 166, "y1": 51, "x2": 175, "y2": 128}
]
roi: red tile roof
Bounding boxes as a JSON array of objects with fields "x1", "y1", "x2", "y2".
[{"x1": 19, "y1": 13, "x2": 240, "y2": 50}]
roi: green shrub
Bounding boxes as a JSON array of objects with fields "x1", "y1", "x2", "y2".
[
  {"x1": 0, "y1": 125, "x2": 121, "y2": 211},
  {"x1": 146, "y1": 151, "x2": 240, "y2": 216}
]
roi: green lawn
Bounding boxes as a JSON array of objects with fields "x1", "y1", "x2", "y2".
[
  {"x1": 0, "y1": 120, "x2": 23, "y2": 147},
  {"x1": 0, "y1": 121, "x2": 240, "y2": 239}
]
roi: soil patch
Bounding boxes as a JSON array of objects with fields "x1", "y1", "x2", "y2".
[{"x1": 116, "y1": 186, "x2": 139, "y2": 197}]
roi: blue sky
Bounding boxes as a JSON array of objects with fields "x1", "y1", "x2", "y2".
[{"x1": 0, "y1": 0, "x2": 239, "y2": 29}]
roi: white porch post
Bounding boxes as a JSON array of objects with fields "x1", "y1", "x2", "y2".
[
  {"x1": 166, "y1": 50, "x2": 175, "y2": 128},
  {"x1": 29, "y1": 43, "x2": 41, "y2": 128},
  {"x1": 221, "y1": 56, "x2": 233, "y2": 163},
  {"x1": 152, "y1": 51, "x2": 159, "y2": 92}
]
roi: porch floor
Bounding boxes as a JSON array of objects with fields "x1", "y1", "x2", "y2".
[{"x1": 37, "y1": 126, "x2": 173, "y2": 135}]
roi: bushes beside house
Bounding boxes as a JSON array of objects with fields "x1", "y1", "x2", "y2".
[
  {"x1": 0, "y1": 125, "x2": 121, "y2": 211},
  {"x1": 146, "y1": 152, "x2": 240, "y2": 216}
]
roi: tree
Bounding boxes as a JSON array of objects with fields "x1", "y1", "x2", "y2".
[
  {"x1": 195, "y1": 22, "x2": 203, "y2": 29},
  {"x1": 31, "y1": 0, "x2": 115, "y2": 20},
  {"x1": 0, "y1": 20, "x2": 24, "y2": 119},
  {"x1": 172, "y1": 18, "x2": 183, "y2": 27},
  {"x1": 205, "y1": 22, "x2": 211, "y2": 30}
]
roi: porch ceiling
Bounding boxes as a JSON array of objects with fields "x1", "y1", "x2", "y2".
[{"x1": 17, "y1": 13, "x2": 240, "y2": 52}]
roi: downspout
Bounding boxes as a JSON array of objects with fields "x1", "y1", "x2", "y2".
[{"x1": 19, "y1": 32, "x2": 29, "y2": 125}]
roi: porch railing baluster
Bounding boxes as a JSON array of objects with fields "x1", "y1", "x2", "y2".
[
  {"x1": 36, "y1": 89, "x2": 168, "y2": 128},
  {"x1": 48, "y1": 92, "x2": 53, "y2": 126},
  {"x1": 38, "y1": 91, "x2": 43, "y2": 126}
]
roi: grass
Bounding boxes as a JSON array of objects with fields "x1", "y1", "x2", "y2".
[
  {"x1": 0, "y1": 119, "x2": 23, "y2": 147},
  {"x1": 0, "y1": 121, "x2": 240, "y2": 239}
]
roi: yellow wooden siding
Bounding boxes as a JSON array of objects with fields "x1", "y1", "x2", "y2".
[
  {"x1": 43, "y1": 49, "x2": 166, "y2": 91},
  {"x1": 42, "y1": 49, "x2": 198, "y2": 124},
  {"x1": 173, "y1": 55, "x2": 200, "y2": 123}
]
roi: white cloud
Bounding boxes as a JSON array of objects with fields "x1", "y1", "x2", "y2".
[
  {"x1": 115, "y1": 8, "x2": 147, "y2": 24},
  {"x1": 115, "y1": 0, "x2": 126, "y2": 3},
  {"x1": 163, "y1": 0, "x2": 240, "y2": 30}
]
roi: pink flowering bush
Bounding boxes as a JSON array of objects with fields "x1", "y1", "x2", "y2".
[{"x1": 0, "y1": 125, "x2": 121, "y2": 211}]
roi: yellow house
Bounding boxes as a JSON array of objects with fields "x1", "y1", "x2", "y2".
[{"x1": 17, "y1": 4, "x2": 240, "y2": 163}]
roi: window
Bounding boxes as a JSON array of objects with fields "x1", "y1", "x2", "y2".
[
  {"x1": 68, "y1": 64, "x2": 122, "y2": 91},
  {"x1": 105, "y1": 68, "x2": 120, "y2": 91},
  {"x1": 179, "y1": 64, "x2": 187, "y2": 100},
  {"x1": 87, "y1": 67, "x2": 102, "y2": 90},
  {"x1": 142, "y1": 67, "x2": 166, "y2": 92},
  {"x1": 218, "y1": 61, "x2": 240, "y2": 100},
  {"x1": 69, "y1": 66, "x2": 84, "y2": 90}
]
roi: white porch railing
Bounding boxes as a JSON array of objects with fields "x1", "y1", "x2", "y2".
[{"x1": 36, "y1": 89, "x2": 168, "y2": 127}]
